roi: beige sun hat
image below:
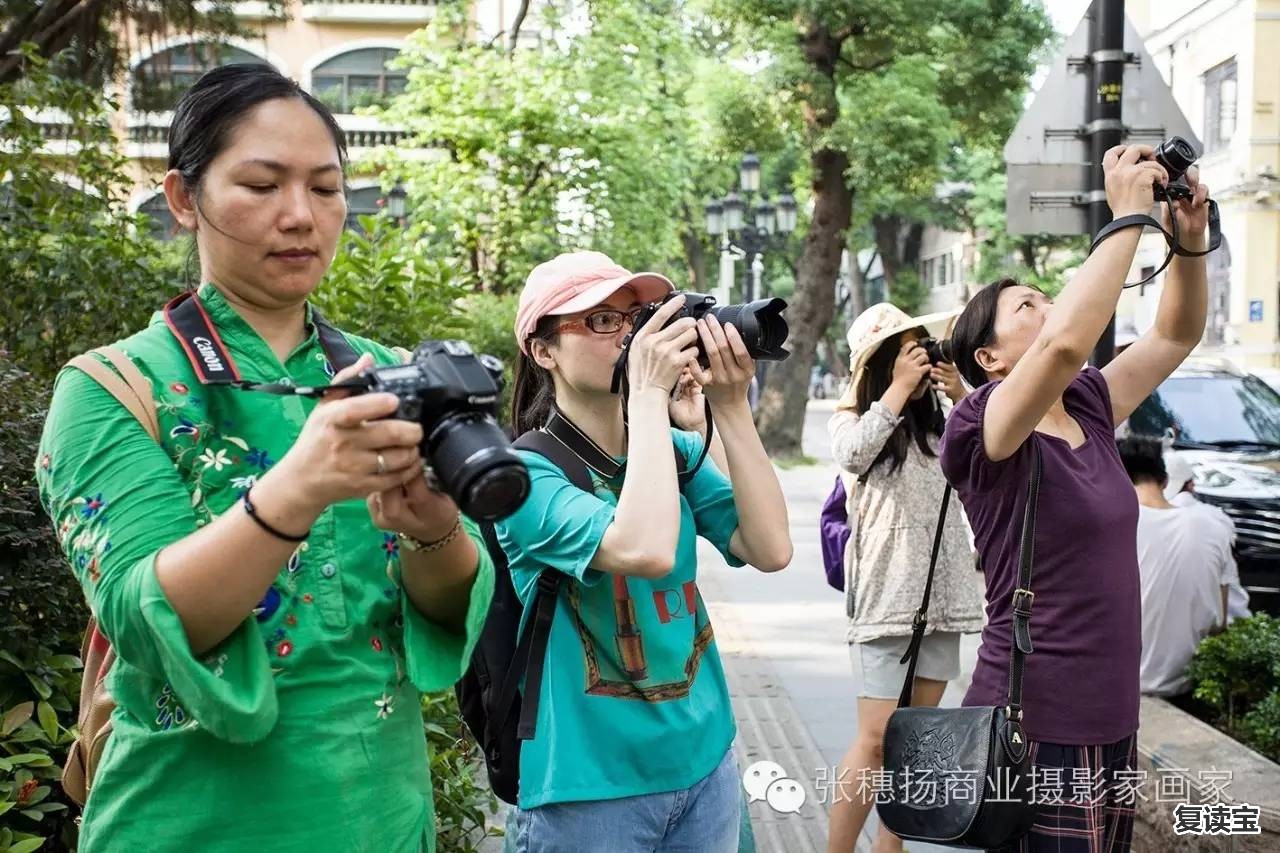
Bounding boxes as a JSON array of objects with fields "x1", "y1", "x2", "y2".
[{"x1": 844, "y1": 302, "x2": 961, "y2": 399}]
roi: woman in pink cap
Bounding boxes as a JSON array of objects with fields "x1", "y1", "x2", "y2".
[{"x1": 494, "y1": 250, "x2": 793, "y2": 851}]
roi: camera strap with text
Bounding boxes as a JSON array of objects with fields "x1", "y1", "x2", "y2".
[{"x1": 164, "y1": 291, "x2": 360, "y2": 393}]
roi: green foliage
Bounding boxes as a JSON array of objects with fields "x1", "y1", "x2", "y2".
[
  {"x1": 0, "y1": 50, "x2": 180, "y2": 383},
  {"x1": 422, "y1": 691, "x2": 502, "y2": 851},
  {"x1": 1186, "y1": 613, "x2": 1280, "y2": 761},
  {"x1": 887, "y1": 268, "x2": 928, "y2": 316},
  {"x1": 313, "y1": 213, "x2": 470, "y2": 350},
  {"x1": 374, "y1": 0, "x2": 749, "y2": 292},
  {"x1": 0, "y1": 352, "x2": 85, "y2": 851}
]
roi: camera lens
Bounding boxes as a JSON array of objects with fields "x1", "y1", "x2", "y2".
[
  {"x1": 709, "y1": 298, "x2": 791, "y2": 361},
  {"x1": 1154, "y1": 137, "x2": 1196, "y2": 183},
  {"x1": 426, "y1": 414, "x2": 531, "y2": 521}
]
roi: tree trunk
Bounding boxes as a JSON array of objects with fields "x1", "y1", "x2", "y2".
[
  {"x1": 679, "y1": 208, "x2": 707, "y2": 290},
  {"x1": 847, "y1": 235, "x2": 868, "y2": 319},
  {"x1": 873, "y1": 214, "x2": 903, "y2": 290},
  {"x1": 754, "y1": 147, "x2": 852, "y2": 456}
]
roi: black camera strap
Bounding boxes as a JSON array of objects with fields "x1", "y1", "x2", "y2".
[
  {"x1": 1088, "y1": 196, "x2": 1222, "y2": 289},
  {"x1": 164, "y1": 291, "x2": 360, "y2": 395}
]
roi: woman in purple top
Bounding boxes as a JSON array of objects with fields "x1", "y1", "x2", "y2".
[{"x1": 939, "y1": 144, "x2": 1212, "y2": 853}]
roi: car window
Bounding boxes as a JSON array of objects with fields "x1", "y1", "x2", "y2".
[{"x1": 1128, "y1": 374, "x2": 1280, "y2": 446}]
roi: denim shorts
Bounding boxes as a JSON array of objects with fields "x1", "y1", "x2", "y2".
[
  {"x1": 852, "y1": 631, "x2": 962, "y2": 700},
  {"x1": 505, "y1": 747, "x2": 740, "y2": 853}
]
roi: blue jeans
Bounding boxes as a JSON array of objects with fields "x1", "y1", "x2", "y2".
[{"x1": 506, "y1": 748, "x2": 741, "y2": 853}]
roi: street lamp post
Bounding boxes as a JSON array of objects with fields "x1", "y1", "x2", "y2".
[
  {"x1": 703, "y1": 153, "x2": 796, "y2": 303},
  {"x1": 386, "y1": 180, "x2": 407, "y2": 228}
]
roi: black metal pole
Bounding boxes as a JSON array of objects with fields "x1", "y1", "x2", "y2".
[{"x1": 1088, "y1": 0, "x2": 1125, "y2": 367}]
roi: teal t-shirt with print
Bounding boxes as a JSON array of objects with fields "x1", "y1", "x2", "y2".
[{"x1": 494, "y1": 428, "x2": 743, "y2": 808}]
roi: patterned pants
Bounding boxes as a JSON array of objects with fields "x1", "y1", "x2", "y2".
[{"x1": 989, "y1": 734, "x2": 1138, "y2": 853}]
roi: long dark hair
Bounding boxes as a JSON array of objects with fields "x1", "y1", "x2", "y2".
[
  {"x1": 857, "y1": 331, "x2": 945, "y2": 476},
  {"x1": 949, "y1": 278, "x2": 1041, "y2": 390},
  {"x1": 167, "y1": 64, "x2": 349, "y2": 287},
  {"x1": 511, "y1": 316, "x2": 561, "y2": 436}
]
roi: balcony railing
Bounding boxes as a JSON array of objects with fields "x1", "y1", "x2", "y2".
[{"x1": 128, "y1": 123, "x2": 410, "y2": 150}]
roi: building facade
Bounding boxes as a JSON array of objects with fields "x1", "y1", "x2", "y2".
[
  {"x1": 96, "y1": 0, "x2": 535, "y2": 236},
  {"x1": 1120, "y1": 0, "x2": 1280, "y2": 368}
]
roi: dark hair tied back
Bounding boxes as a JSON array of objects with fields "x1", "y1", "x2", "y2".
[{"x1": 167, "y1": 63, "x2": 348, "y2": 198}]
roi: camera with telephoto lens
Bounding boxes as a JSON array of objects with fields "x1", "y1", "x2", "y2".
[
  {"x1": 1151, "y1": 136, "x2": 1198, "y2": 203},
  {"x1": 354, "y1": 341, "x2": 530, "y2": 521},
  {"x1": 920, "y1": 337, "x2": 953, "y2": 366},
  {"x1": 624, "y1": 292, "x2": 791, "y2": 367}
]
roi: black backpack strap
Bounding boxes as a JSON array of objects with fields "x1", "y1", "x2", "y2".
[
  {"x1": 515, "y1": 430, "x2": 594, "y2": 491},
  {"x1": 309, "y1": 308, "x2": 360, "y2": 373}
]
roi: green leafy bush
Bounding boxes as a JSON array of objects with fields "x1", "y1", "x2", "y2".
[
  {"x1": 1186, "y1": 613, "x2": 1280, "y2": 761},
  {"x1": 423, "y1": 691, "x2": 503, "y2": 852}
]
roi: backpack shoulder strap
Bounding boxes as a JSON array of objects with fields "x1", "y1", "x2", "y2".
[
  {"x1": 66, "y1": 347, "x2": 159, "y2": 442},
  {"x1": 514, "y1": 430, "x2": 594, "y2": 492}
]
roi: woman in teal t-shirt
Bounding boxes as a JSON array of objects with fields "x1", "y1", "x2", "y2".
[{"x1": 495, "y1": 250, "x2": 793, "y2": 851}]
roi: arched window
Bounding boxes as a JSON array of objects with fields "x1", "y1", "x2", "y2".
[
  {"x1": 311, "y1": 48, "x2": 406, "y2": 113},
  {"x1": 133, "y1": 43, "x2": 267, "y2": 113},
  {"x1": 138, "y1": 193, "x2": 181, "y2": 241}
]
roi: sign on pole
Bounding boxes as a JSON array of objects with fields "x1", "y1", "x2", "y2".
[{"x1": 1005, "y1": 11, "x2": 1200, "y2": 235}]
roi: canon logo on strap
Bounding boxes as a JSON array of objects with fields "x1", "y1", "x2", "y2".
[{"x1": 191, "y1": 337, "x2": 226, "y2": 374}]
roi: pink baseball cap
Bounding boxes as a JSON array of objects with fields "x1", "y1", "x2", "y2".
[{"x1": 515, "y1": 251, "x2": 674, "y2": 354}]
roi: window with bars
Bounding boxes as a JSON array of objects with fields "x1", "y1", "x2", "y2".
[
  {"x1": 132, "y1": 44, "x2": 267, "y2": 113},
  {"x1": 311, "y1": 49, "x2": 407, "y2": 114},
  {"x1": 1203, "y1": 59, "x2": 1237, "y2": 154}
]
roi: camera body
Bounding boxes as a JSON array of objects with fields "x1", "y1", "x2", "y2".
[
  {"x1": 920, "y1": 337, "x2": 952, "y2": 367},
  {"x1": 357, "y1": 340, "x2": 529, "y2": 521},
  {"x1": 626, "y1": 292, "x2": 791, "y2": 367},
  {"x1": 1151, "y1": 136, "x2": 1198, "y2": 203}
]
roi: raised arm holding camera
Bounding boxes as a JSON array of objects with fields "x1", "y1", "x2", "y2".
[
  {"x1": 495, "y1": 250, "x2": 792, "y2": 851},
  {"x1": 36, "y1": 65, "x2": 494, "y2": 853},
  {"x1": 935, "y1": 141, "x2": 1211, "y2": 853}
]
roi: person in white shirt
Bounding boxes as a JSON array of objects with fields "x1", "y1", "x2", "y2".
[
  {"x1": 1118, "y1": 438, "x2": 1234, "y2": 699},
  {"x1": 1163, "y1": 453, "x2": 1252, "y2": 622}
]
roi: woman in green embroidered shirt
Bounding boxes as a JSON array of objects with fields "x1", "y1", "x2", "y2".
[{"x1": 35, "y1": 64, "x2": 494, "y2": 852}]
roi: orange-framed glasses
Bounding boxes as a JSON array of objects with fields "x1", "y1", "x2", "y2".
[{"x1": 555, "y1": 307, "x2": 644, "y2": 336}]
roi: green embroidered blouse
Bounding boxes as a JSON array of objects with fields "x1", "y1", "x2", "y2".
[{"x1": 35, "y1": 285, "x2": 495, "y2": 852}]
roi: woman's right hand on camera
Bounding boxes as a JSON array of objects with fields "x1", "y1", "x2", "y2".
[
  {"x1": 1103, "y1": 144, "x2": 1169, "y2": 218},
  {"x1": 272, "y1": 353, "x2": 425, "y2": 514},
  {"x1": 891, "y1": 338, "x2": 931, "y2": 391},
  {"x1": 627, "y1": 295, "x2": 700, "y2": 397}
]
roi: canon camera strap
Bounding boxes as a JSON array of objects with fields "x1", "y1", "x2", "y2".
[
  {"x1": 163, "y1": 291, "x2": 360, "y2": 395},
  {"x1": 1088, "y1": 196, "x2": 1222, "y2": 289}
]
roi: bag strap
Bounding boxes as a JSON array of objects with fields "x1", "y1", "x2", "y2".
[
  {"x1": 896, "y1": 441, "x2": 1043, "y2": 713},
  {"x1": 1005, "y1": 442, "x2": 1043, "y2": 722},
  {"x1": 895, "y1": 485, "x2": 953, "y2": 708},
  {"x1": 66, "y1": 348, "x2": 159, "y2": 442}
]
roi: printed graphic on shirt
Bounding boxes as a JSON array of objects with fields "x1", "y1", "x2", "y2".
[{"x1": 565, "y1": 574, "x2": 715, "y2": 702}]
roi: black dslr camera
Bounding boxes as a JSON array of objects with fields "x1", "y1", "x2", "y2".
[
  {"x1": 625, "y1": 292, "x2": 791, "y2": 367},
  {"x1": 1151, "y1": 136, "x2": 1198, "y2": 202},
  {"x1": 354, "y1": 341, "x2": 529, "y2": 521},
  {"x1": 920, "y1": 337, "x2": 952, "y2": 366}
]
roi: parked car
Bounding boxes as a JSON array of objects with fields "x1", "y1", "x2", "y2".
[{"x1": 1127, "y1": 359, "x2": 1280, "y2": 615}]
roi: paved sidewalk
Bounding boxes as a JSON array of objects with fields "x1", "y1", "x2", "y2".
[{"x1": 699, "y1": 398, "x2": 980, "y2": 852}]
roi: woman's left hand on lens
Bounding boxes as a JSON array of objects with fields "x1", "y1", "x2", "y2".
[
  {"x1": 691, "y1": 316, "x2": 755, "y2": 406},
  {"x1": 368, "y1": 467, "x2": 460, "y2": 544}
]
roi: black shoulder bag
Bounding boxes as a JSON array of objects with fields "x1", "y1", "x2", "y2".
[{"x1": 877, "y1": 443, "x2": 1043, "y2": 849}]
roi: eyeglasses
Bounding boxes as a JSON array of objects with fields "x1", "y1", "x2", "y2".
[{"x1": 555, "y1": 307, "x2": 644, "y2": 336}]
